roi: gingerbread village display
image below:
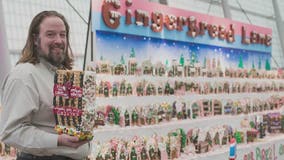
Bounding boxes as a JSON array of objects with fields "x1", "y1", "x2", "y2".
[
  {"x1": 53, "y1": 70, "x2": 96, "y2": 140},
  {"x1": 85, "y1": 48, "x2": 284, "y2": 159}
]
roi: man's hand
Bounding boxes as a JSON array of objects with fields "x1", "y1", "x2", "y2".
[{"x1": 57, "y1": 134, "x2": 89, "y2": 148}]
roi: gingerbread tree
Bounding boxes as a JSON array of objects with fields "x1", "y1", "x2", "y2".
[
  {"x1": 179, "y1": 54, "x2": 185, "y2": 66},
  {"x1": 130, "y1": 48, "x2": 136, "y2": 58},
  {"x1": 120, "y1": 55, "x2": 125, "y2": 64},
  {"x1": 238, "y1": 56, "x2": 243, "y2": 68},
  {"x1": 265, "y1": 59, "x2": 271, "y2": 71}
]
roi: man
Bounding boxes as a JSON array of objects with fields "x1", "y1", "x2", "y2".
[{"x1": 0, "y1": 11, "x2": 90, "y2": 160}]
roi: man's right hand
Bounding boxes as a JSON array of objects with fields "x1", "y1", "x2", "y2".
[{"x1": 57, "y1": 134, "x2": 88, "y2": 148}]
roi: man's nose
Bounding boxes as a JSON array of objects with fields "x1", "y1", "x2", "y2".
[{"x1": 53, "y1": 34, "x2": 64, "y2": 44}]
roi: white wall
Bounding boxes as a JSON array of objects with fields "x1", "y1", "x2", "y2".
[{"x1": 1, "y1": 0, "x2": 90, "y2": 70}]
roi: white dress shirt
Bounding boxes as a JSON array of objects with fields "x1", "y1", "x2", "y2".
[{"x1": 0, "y1": 58, "x2": 90, "y2": 159}]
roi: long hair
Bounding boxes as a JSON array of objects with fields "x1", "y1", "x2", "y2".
[{"x1": 17, "y1": 11, "x2": 74, "y2": 69}]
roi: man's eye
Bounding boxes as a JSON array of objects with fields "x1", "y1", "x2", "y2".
[
  {"x1": 47, "y1": 33, "x2": 55, "y2": 37},
  {"x1": 60, "y1": 33, "x2": 66, "y2": 38}
]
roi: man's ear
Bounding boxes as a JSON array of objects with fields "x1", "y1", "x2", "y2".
[{"x1": 33, "y1": 34, "x2": 39, "y2": 46}]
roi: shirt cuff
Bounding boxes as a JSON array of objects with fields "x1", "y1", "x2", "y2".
[{"x1": 43, "y1": 133, "x2": 59, "y2": 148}]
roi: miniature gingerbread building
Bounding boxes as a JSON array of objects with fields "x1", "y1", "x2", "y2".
[
  {"x1": 267, "y1": 112, "x2": 282, "y2": 133},
  {"x1": 53, "y1": 70, "x2": 95, "y2": 140}
]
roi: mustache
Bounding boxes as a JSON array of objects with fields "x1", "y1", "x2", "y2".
[{"x1": 50, "y1": 43, "x2": 65, "y2": 49}]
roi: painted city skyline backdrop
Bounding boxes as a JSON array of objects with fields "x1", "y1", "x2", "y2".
[{"x1": 95, "y1": 30, "x2": 271, "y2": 70}]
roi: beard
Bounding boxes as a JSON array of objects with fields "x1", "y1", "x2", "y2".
[{"x1": 37, "y1": 39, "x2": 67, "y2": 67}]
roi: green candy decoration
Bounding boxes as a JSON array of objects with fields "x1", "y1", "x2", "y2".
[{"x1": 234, "y1": 131, "x2": 242, "y2": 144}]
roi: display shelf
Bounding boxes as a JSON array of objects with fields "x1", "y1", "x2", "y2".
[
  {"x1": 92, "y1": 108, "x2": 283, "y2": 142},
  {"x1": 96, "y1": 74, "x2": 284, "y2": 84},
  {"x1": 95, "y1": 92, "x2": 284, "y2": 107}
]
